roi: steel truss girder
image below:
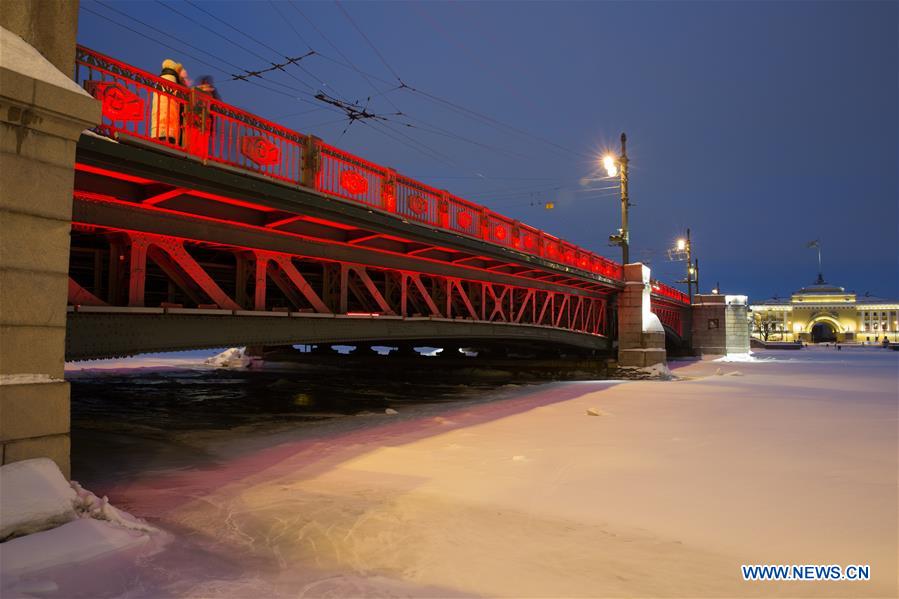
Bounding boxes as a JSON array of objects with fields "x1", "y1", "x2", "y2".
[
  {"x1": 70, "y1": 227, "x2": 610, "y2": 338},
  {"x1": 72, "y1": 194, "x2": 614, "y2": 298},
  {"x1": 651, "y1": 302, "x2": 683, "y2": 337}
]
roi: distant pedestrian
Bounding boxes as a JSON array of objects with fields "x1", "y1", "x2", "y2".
[
  {"x1": 186, "y1": 75, "x2": 219, "y2": 159},
  {"x1": 151, "y1": 59, "x2": 186, "y2": 145}
]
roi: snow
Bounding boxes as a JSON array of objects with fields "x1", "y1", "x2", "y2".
[
  {"x1": 80, "y1": 129, "x2": 117, "y2": 143},
  {"x1": 204, "y1": 346, "x2": 257, "y2": 369},
  {"x1": 0, "y1": 373, "x2": 63, "y2": 386},
  {"x1": 25, "y1": 349, "x2": 899, "y2": 596},
  {"x1": 0, "y1": 26, "x2": 92, "y2": 98},
  {"x1": 0, "y1": 459, "x2": 166, "y2": 596},
  {"x1": 713, "y1": 351, "x2": 760, "y2": 362},
  {"x1": 616, "y1": 361, "x2": 675, "y2": 379},
  {"x1": 0, "y1": 518, "x2": 153, "y2": 579},
  {"x1": 0, "y1": 458, "x2": 77, "y2": 540}
]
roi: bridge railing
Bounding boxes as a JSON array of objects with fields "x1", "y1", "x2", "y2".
[
  {"x1": 652, "y1": 281, "x2": 691, "y2": 304},
  {"x1": 75, "y1": 45, "x2": 672, "y2": 296},
  {"x1": 75, "y1": 46, "x2": 305, "y2": 184}
]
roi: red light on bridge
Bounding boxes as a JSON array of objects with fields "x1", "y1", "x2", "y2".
[
  {"x1": 75, "y1": 163, "x2": 155, "y2": 184},
  {"x1": 457, "y1": 212, "x2": 473, "y2": 228},
  {"x1": 340, "y1": 170, "x2": 369, "y2": 195},
  {"x1": 408, "y1": 195, "x2": 428, "y2": 215},
  {"x1": 240, "y1": 136, "x2": 281, "y2": 166},
  {"x1": 86, "y1": 82, "x2": 144, "y2": 122},
  {"x1": 494, "y1": 226, "x2": 507, "y2": 240}
]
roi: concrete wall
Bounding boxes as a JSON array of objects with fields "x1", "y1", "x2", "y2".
[
  {"x1": 0, "y1": 18, "x2": 99, "y2": 476},
  {"x1": 691, "y1": 294, "x2": 750, "y2": 356}
]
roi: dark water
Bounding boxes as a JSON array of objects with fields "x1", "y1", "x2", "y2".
[{"x1": 69, "y1": 362, "x2": 523, "y2": 486}]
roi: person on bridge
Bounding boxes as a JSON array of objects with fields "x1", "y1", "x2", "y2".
[
  {"x1": 185, "y1": 75, "x2": 219, "y2": 160},
  {"x1": 150, "y1": 59, "x2": 187, "y2": 146}
]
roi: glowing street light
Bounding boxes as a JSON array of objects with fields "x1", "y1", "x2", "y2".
[
  {"x1": 602, "y1": 154, "x2": 618, "y2": 178},
  {"x1": 670, "y1": 229, "x2": 698, "y2": 304}
]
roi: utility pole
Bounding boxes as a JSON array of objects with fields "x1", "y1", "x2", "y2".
[
  {"x1": 685, "y1": 228, "x2": 693, "y2": 304},
  {"x1": 619, "y1": 133, "x2": 629, "y2": 265},
  {"x1": 607, "y1": 132, "x2": 630, "y2": 264},
  {"x1": 694, "y1": 258, "x2": 699, "y2": 297}
]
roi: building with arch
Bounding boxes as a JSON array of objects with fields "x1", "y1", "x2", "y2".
[{"x1": 750, "y1": 277, "x2": 899, "y2": 344}]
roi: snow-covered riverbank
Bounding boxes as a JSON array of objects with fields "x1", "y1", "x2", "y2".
[{"x1": 8, "y1": 348, "x2": 897, "y2": 597}]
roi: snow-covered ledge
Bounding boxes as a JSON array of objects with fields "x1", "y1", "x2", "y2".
[{"x1": 0, "y1": 26, "x2": 100, "y2": 477}]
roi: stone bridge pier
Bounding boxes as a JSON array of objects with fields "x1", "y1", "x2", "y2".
[
  {"x1": 617, "y1": 263, "x2": 667, "y2": 368},
  {"x1": 0, "y1": 6, "x2": 100, "y2": 476}
]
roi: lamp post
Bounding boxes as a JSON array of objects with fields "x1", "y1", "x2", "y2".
[
  {"x1": 604, "y1": 133, "x2": 630, "y2": 265},
  {"x1": 674, "y1": 228, "x2": 694, "y2": 303}
]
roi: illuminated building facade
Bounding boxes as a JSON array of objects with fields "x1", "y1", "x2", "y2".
[{"x1": 750, "y1": 279, "x2": 899, "y2": 343}]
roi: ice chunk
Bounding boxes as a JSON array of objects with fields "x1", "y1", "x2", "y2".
[
  {"x1": 385, "y1": 408, "x2": 399, "y2": 415},
  {"x1": 204, "y1": 347, "x2": 254, "y2": 369},
  {"x1": 0, "y1": 458, "x2": 77, "y2": 541}
]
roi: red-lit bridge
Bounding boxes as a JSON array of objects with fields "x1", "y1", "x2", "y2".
[{"x1": 66, "y1": 46, "x2": 690, "y2": 361}]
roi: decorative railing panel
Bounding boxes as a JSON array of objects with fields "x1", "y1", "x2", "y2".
[
  {"x1": 395, "y1": 176, "x2": 441, "y2": 226},
  {"x1": 317, "y1": 143, "x2": 386, "y2": 208}
]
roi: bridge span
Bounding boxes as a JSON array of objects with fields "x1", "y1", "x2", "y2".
[{"x1": 66, "y1": 46, "x2": 690, "y2": 361}]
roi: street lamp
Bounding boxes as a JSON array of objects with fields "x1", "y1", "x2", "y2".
[
  {"x1": 670, "y1": 228, "x2": 697, "y2": 304},
  {"x1": 604, "y1": 133, "x2": 630, "y2": 264}
]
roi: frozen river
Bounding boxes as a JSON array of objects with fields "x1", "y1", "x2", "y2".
[{"x1": 55, "y1": 347, "x2": 899, "y2": 597}]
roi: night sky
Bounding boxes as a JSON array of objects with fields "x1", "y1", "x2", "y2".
[{"x1": 76, "y1": 1, "x2": 898, "y2": 300}]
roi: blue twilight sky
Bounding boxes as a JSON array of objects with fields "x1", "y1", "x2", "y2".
[{"x1": 76, "y1": 0, "x2": 898, "y2": 300}]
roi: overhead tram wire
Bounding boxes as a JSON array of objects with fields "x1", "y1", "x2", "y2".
[
  {"x1": 183, "y1": 0, "x2": 340, "y2": 98},
  {"x1": 302, "y1": 41, "x2": 594, "y2": 162},
  {"x1": 288, "y1": 0, "x2": 403, "y2": 113},
  {"x1": 92, "y1": 0, "x2": 246, "y2": 75},
  {"x1": 97, "y1": 0, "x2": 318, "y2": 88},
  {"x1": 79, "y1": 4, "x2": 346, "y2": 118},
  {"x1": 366, "y1": 119, "x2": 460, "y2": 167},
  {"x1": 357, "y1": 119, "x2": 457, "y2": 168},
  {"x1": 95, "y1": 2, "x2": 584, "y2": 187},
  {"x1": 331, "y1": 0, "x2": 523, "y2": 164},
  {"x1": 333, "y1": 0, "x2": 405, "y2": 85},
  {"x1": 156, "y1": 1, "x2": 318, "y2": 92},
  {"x1": 282, "y1": 1, "x2": 586, "y2": 175},
  {"x1": 80, "y1": 5, "x2": 231, "y2": 76}
]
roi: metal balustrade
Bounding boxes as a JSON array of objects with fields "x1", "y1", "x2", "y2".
[{"x1": 75, "y1": 45, "x2": 688, "y2": 303}]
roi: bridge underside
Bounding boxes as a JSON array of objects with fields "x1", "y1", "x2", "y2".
[{"x1": 66, "y1": 311, "x2": 612, "y2": 361}]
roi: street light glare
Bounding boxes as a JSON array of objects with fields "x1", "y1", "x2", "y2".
[
  {"x1": 676, "y1": 238, "x2": 687, "y2": 251},
  {"x1": 602, "y1": 155, "x2": 618, "y2": 177}
]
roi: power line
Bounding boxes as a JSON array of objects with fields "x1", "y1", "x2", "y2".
[
  {"x1": 81, "y1": 5, "x2": 227, "y2": 75},
  {"x1": 334, "y1": 0, "x2": 405, "y2": 85},
  {"x1": 79, "y1": 4, "x2": 345, "y2": 117},
  {"x1": 156, "y1": 1, "x2": 316, "y2": 92},
  {"x1": 357, "y1": 119, "x2": 455, "y2": 168},
  {"x1": 230, "y1": 52, "x2": 316, "y2": 83},
  {"x1": 185, "y1": 0, "x2": 286, "y2": 59},
  {"x1": 395, "y1": 116, "x2": 533, "y2": 160},
  {"x1": 268, "y1": 0, "x2": 314, "y2": 52},
  {"x1": 92, "y1": 0, "x2": 244, "y2": 74},
  {"x1": 288, "y1": 1, "x2": 403, "y2": 114}
]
